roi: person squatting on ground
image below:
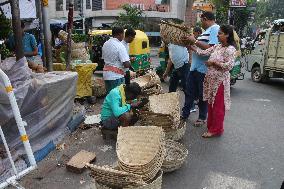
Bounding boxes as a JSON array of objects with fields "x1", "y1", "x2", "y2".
[
  {"x1": 181, "y1": 11, "x2": 220, "y2": 127},
  {"x1": 190, "y1": 25, "x2": 236, "y2": 138},
  {"x1": 102, "y1": 27, "x2": 131, "y2": 93},
  {"x1": 100, "y1": 82, "x2": 143, "y2": 130}
]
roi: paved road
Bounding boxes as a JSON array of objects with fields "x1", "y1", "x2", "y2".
[{"x1": 163, "y1": 74, "x2": 284, "y2": 189}]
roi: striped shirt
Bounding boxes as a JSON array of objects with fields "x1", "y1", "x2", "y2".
[
  {"x1": 102, "y1": 38, "x2": 130, "y2": 80},
  {"x1": 191, "y1": 24, "x2": 220, "y2": 74}
]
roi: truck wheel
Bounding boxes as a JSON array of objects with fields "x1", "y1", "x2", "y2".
[{"x1": 251, "y1": 67, "x2": 262, "y2": 83}]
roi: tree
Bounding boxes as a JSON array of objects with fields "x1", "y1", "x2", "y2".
[
  {"x1": 112, "y1": 4, "x2": 145, "y2": 30},
  {"x1": 0, "y1": 13, "x2": 11, "y2": 40}
]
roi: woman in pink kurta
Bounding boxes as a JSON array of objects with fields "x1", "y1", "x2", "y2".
[{"x1": 191, "y1": 25, "x2": 236, "y2": 138}]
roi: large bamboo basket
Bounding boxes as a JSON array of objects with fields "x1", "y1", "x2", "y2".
[
  {"x1": 162, "y1": 140, "x2": 188, "y2": 173},
  {"x1": 165, "y1": 121, "x2": 187, "y2": 141},
  {"x1": 88, "y1": 164, "x2": 145, "y2": 188},
  {"x1": 148, "y1": 92, "x2": 180, "y2": 128},
  {"x1": 116, "y1": 126, "x2": 165, "y2": 182},
  {"x1": 95, "y1": 170, "x2": 163, "y2": 189},
  {"x1": 132, "y1": 72, "x2": 161, "y2": 89},
  {"x1": 160, "y1": 20, "x2": 191, "y2": 46}
]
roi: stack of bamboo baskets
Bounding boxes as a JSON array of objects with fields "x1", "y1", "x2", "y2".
[
  {"x1": 89, "y1": 126, "x2": 165, "y2": 189},
  {"x1": 139, "y1": 92, "x2": 187, "y2": 141}
]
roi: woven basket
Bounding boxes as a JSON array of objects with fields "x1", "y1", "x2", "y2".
[
  {"x1": 88, "y1": 164, "x2": 146, "y2": 188},
  {"x1": 148, "y1": 92, "x2": 180, "y2": 128},
  {"x1": 162, "y1": 140, "x2": 188, "y2": 173},
  {"x1": 92, "y1": 77, "x2": 106, "y2": 97},
  {"x1": 95, "y1": 170, "x2": 163, "y2": 189},
  {"x1": 165, "y1": 121, "x2": 187, "y2": 141},
  {"x1": 132, "y1": 72, "x2": 161, "y2": 89},
  {"x1": 117, "y1": 126, "x2": 165, "y2": 182},
  {"x1": 160, "y1": 20, "x2": 191, "y2": 46},
  {"x1": 142, "y1": 85, "x2": 162, "y2": 96}
]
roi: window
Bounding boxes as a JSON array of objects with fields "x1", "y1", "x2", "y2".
[
  {"x1": 74, "y1": 0, "x2": 81, "y2": 11},
  {"x1": 66, "y1": 0, "x2": 70, "y2": 10},
  {"x1": 86, "y1": 0, "x2": 91, "y2": 9},
  {"x1": 142, "y1": 41, "x2": 147, "y2": 49},
  {"x1": 92, "y1": 0, "x2": 102, "y2": 11},
  {"x1": 56, "y1": 0, "x2": 63, "y2": 11}
]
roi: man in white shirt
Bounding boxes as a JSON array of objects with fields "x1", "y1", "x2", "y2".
[{"x1": 102, "y1": 27, "x2": 131, "y2": 93}]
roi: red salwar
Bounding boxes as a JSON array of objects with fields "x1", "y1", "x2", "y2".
[{"x1": 207, "y1": 83, "x2": 225, "y2": 135}]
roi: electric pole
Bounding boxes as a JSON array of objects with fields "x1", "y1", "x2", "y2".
[
  {"x1": 35, "y1": 0, "x2": 46, "y2": 67},
  {"x1": 66, "y1": 0, "x2": 74, "y2": 71},
  {"x1": 41, "y1": 0, "x2": 53, "y2": 71}
]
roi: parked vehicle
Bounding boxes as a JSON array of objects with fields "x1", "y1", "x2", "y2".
[
  {"x1": 244, "y1": 19, "x2": 284, "y2": 82},
  {"x1": 89, "y1": 30, "x2": 151, "y2": 73}
]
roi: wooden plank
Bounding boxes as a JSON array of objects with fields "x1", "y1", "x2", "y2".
[{"x1": 66, "y1": 150, "x2": 96, "y2": 173}]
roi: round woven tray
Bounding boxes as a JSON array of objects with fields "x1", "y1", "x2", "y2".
[
  {"x1": 95, "y1": 170, "x2": 163, "y2": 189},
  {"x1": 160, "y1": 20, "x2": 191, "y2": 46},
  {"x1": 165, "y1": 121, "x2": 187, "y2": 141},
  {"x1": 162, "y1": 140, "x2": 188, "y2": 173}
]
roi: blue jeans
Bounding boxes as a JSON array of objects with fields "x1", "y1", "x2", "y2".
[
  {"x1": 105, "y1": 78, "x2": 125, "y2": 94},
  {"x1": 169, "y1": 63, "x2": 189, "y2": 92},
  {"x1": 182, "y1": 71, "x2": 207, "y2": 120}
]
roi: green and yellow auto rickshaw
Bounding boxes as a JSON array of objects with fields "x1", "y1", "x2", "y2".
[{"x1": 89, "y1": 30, "x2": 151, "y2": 72}]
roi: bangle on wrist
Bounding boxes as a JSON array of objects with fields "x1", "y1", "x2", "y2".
[{"x1": 194, "y1": 40, "x2": 198, "y2": 45}]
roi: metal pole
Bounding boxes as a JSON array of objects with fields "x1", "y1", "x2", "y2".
[
  {"x1": 10, "y1": 0, "x2": 24, "y2": 61},
  {"x1": 41, "y1": 0, "x2": 53, "y2": 71},
  {"x1": 0, "y1": 69, "x2": 36, "y2": 167},
  {"x1": 81, "y1": 0, "x2": 85, "y2": 34},
  {"x1": 66, "y1": 0, "x2": 74, "y2": 71},
  {"x1": 0, "y1": 126, "x2": 18, "y2": 175},
  {"x1": 35, "y1": 0, "x2": 46, "y2": 67}
]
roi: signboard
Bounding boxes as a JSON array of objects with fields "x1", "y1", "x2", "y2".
[
  {"x1": 0, "y1": 0, "x2": 36, "y2": 19},
  {"x1": 230, "y1": 0, "x2": 247, "y2": 7}
]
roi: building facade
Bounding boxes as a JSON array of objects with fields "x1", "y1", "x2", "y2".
[{"x1": 49, "y1": 0, "x2": 187, "y2": 29}]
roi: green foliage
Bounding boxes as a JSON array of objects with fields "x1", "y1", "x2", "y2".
[
  {"x1": 72, "y1": 33, "x2": 87, "y2": 42},
  {"x1": 210, "y1": 0, "x2": 229, "y2": 24},
  {"x1": 0, "y1": 14, "x2": 12, "y2": 40},
  {"x1": 112, "y1": 4, "x2": 145, "y2": 30},
  {"x1": 254, "y1": 0, "x2": 284, "y2": 27},
  {"x1": 0, "y1": 44, "x2": 13, "y2": 60}
]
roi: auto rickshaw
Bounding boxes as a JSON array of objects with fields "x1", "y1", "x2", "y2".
[
  {"x1": 230, "y1": 31, "x2": 245, "y2": 85},
  {"x1": 89, "y1": 30, "x2": 151, "y2": 73}
]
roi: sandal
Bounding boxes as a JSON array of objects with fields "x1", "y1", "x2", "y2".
[
  {"x1": 202, "y1": 132, "x2": 221, "y2": 138},
  {"x1": 193, "y1": 119, "x2": 206, "y2": 127}
]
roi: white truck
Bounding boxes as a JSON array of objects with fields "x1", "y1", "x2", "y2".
[{"x1": 244, "y1": 19, "x2": 284, "y2": 82}]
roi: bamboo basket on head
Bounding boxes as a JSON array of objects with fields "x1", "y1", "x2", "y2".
[{"x1": 160, "y1": 20, "x2": 192, "y2": 46}]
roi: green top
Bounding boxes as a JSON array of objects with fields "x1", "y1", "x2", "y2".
[{"x1": 101, "y1": 87, "x2": 131, "y2": 121}]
